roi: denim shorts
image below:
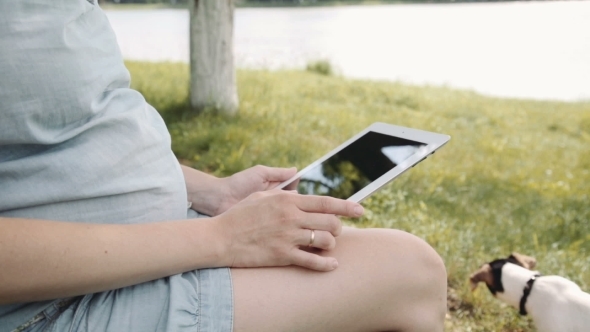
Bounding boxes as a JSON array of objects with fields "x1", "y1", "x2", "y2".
[
  {"x1": 16, "y1": 269, "x2": 233, "y2": 332},
  {"x1": 15, "y1": 211, "x2": 233, "y2": 332}
]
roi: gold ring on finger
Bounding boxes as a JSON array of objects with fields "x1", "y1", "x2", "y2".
[{"x1": 308, "y1": 229, "x2": 315, "y2": 247}]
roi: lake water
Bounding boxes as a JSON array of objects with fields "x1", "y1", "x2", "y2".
[{"x1": 105, "y1": 1, "x2": 590, "y2": 101}]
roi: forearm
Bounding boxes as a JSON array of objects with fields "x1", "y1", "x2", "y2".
[
  {"x1": 0, "y1": 217, "x2": 226, "y2": 304},
  {"x1": 181, "y1": 165, "x2": 228, "y2": 216}
]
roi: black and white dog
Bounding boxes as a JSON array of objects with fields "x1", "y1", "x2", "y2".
[{"x1": 470, "y1": 252, "x2": 590, "y2": 332}]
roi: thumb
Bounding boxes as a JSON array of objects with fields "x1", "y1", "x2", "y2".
[{"x1": 263, "y1": 166, "x2": 297, "y2": 183}]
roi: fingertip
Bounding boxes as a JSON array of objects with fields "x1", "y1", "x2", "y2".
[
  {"x1": 281, "y1": 166, "x2": 296, "y2": 174},
  {"x1": 353, "y1": 204, "x2": 364, "y2": 217},
  {"x1": 285, "y1": 167, "x2": 297, "y2": 178},
  {"x1": 317, "y1": 258, "x2": 339, "y2": 272},
  {"x1": 293, "y1": 251, "x2": 338, "y2": 272},
  {"x1": 330, "y1": 259, "x2": 339, "y2": 270},
  {"x1": 273, "y1": 167, "x2": 297, "y2": 180}
]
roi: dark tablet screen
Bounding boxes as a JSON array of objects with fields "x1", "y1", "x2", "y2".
[{"x1": 283, "y1": 131, "x2": 427, "y2": 199}]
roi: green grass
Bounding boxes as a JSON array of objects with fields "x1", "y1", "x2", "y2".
[{"x1": 126, "y1": 60, "x2": 590, "y2": 331}]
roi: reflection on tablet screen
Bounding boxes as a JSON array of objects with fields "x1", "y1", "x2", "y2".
[{"x1": 284, "y1": 131, "x2": 427, "y2": 199}]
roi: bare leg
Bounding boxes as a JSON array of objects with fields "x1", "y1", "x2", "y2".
[{"x1": 231, "y1": 227, "x2": 447, "y2": 332}]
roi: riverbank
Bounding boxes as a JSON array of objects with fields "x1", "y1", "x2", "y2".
[
  {"x1": 127, "y1": 60, "x2": 590, "y2": 331},
  {"x1": 105, "y1": 2, "x2": 590, "y2": 101}
]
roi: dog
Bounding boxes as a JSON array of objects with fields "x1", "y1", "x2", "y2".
[{"x1": 469, "y1": 252, "x2": 590, "y2": 332}]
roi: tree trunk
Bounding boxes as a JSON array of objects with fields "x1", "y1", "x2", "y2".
[{"x1": 189, "y1": 0, "x2": 238, "y2": 115}]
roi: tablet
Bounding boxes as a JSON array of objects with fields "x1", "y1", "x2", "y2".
[{"x1": 277, "y1": 122, "x2": 450, "y2": 203}]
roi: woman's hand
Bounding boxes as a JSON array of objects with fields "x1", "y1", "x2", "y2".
[
  {"x1": 212, "y1": 190, "x2": 364, "y2": 272},
  {"x1": 182, "y1": 165, "x2": 296, "y2": 216},
  {"x1": 217, "y1": 165, "x2": 297, "y2": 215}
]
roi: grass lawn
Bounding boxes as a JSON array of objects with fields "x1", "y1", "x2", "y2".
[{"x1": 127, "y1": 61, "x2": 590, "y2": 331}]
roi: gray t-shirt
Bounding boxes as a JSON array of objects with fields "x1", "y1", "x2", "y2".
[{"x1": 0, "y1": 0, "x2": 188, "y2": 330}]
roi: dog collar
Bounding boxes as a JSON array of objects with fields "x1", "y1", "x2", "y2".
[{"x1": 519, "y1": 273, "x2": 542, "y2": 316}]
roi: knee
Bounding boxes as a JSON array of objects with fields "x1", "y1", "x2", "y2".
[
  {"x1": 350, "y1": 228, "x2": 446, "y2": 289},
  {"x1": 376, "y1": 229, "x2": 447, "y2": 330},
  {"x1": 397, "y1": 230, "x2": 446, "y2": 286},
  {"x1": 392, "y1": 231, "x2": 447, "y2": 331},
  {"x1": 335, "y1": 228, "x2": 447, "y2": 331}
]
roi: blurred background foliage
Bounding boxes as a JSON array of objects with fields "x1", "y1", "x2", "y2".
[{"x1": 127, "y1": 60, "x2": 590, "y2": 331}]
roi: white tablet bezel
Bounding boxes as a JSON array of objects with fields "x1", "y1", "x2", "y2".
[{"x1": 276, "y1": 122, "x2": 450, "y2": 203}]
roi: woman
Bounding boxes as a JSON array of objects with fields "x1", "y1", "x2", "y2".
[{"x1": 0, "y1": 1, "x2": 447, "y2": 331}]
